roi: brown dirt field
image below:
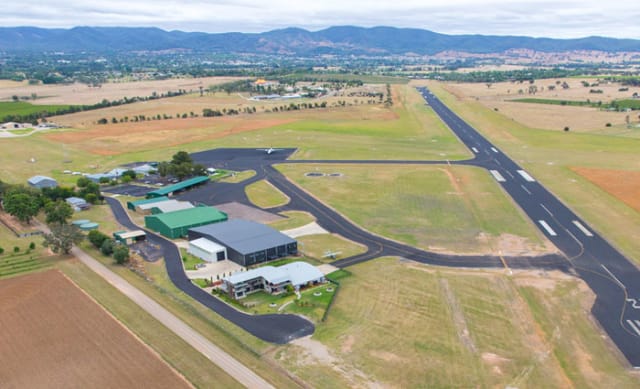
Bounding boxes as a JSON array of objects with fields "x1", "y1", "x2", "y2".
[
  {"x1": 0, "y1": 269, "x2": 191, "y2": 389},
  {"x1": 0, "y1": 77, "x2": 238, "y2": 105},
  {"x1": 571, "y1": 167, "x2": 640, "y2": 212},
  {"x1": 45, "y1": 116, "x2": 297, "y2": 155}
]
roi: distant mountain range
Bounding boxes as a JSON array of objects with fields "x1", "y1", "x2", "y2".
[{"x1": 2, "y1": 26, "x2": 640, "y2": 55}]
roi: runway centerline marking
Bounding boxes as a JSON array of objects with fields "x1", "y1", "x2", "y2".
[
  {"x1": 572, "y1": 220, "x2": 594, "y2": 237},
  {"x1": 627, "y1": 320, "x2": 640, "y2": 337},
  {"x1": 540, "y1": 203, "x2": 553, "y2": 217},
  {"x1": 538, "y1": 220, "x2": 557, "y2": 236},
  {"x1": 521, "y1": 185, "x2": 532, "y2": 195},
  {"x1": 505, "y1": 170, "x2": 514, "y2": 179},
  {"x1": 601, "y1": 265, "x2": 626, "y2": 289},
  {"x1": 490, "y1": 170, "x2": 506, "y2": 182},
  {"x1": 517, "y1": 170, "x2": 536, "y2": 182}
]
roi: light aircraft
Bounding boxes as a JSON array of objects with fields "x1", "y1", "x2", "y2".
[{"x1": 257, "y1": 147, "x2": 284, "y2": 155}]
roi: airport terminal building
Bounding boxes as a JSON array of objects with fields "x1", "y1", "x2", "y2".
[{"x1": 188, "y1": 219, "x2": 298, "y2": 267}]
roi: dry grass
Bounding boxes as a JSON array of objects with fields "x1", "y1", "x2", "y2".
[
  {"x1": 0, "y1": 269, "x2": 191, "y2": 388},
  {"x1": 571, "y1": 167, "x2": 640, "y2": 212},
  {"x1": 0, "y1": 77, "x2": 238, "y2": 105}
]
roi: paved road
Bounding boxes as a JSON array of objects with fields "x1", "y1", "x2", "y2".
[
  {"x1": 106, "y1": 197, "x2": 315, "y2": 344},
  {"x1": 417, "y1": 86, "x2": 640, "y2": 367},
  {"x1": 69, "y1": 246, "x2": 274, "y2": 389}
]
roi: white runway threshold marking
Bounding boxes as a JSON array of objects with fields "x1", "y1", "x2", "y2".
[
  {"x1": 626, "y1": 320, "x2": 640, "y2": 337},
  {"x1": 491, "y1": 147, "x2": 499, "y2": 153},
  {"x1": 471, "y1": 147, "x2": 478, "y2": 153},
  {"x1": 490, "y1": 170, "x2": 506, "y2": 182},
  {"x1": 538, "y1": 220, "x2": 557, "y2": 236},
  {"x1": 572, "y1": 220, "x2": 594, "y2": 237},
  {"x1": 517, "y1": 170, "x2": 536, "y2": 182}
]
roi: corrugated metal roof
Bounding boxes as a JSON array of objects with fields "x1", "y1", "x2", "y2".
[
  {"x1": 224, "y1": 261, "x2": 323, "y2": 286},
  {"x1": 28, "y1": 175, "x2": 56, "y2": 184},
  {"x1": 146, "y1": 206, "x2": 227, "y2": 228},
  {"x1": 146, "y1": 176, "x2": 209, "y2": 197},
  {"x1": 189, "y1": 237, "x2": 226, "y2": 253},
  {"x1": 149, "y1": 200, "x2": 194, "y2": 213},
  {"x1": 190, "y1": 219, "x2": 296, "y2": 255},
  {"x1": 128, "y1": 196, "x2": 169, "y2": 208}
]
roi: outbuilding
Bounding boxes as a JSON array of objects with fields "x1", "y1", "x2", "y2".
[
  {"x1": 27, "y1": 175, "x2": 58, "y2": 189},
  {"x1": 146, "y1": 176, "x2": 209, "y2": 198},
  {"x1": 149, "y1": 200, "x2": 194, "y2": 214},
  {"x1": 144, "y1": 206, "x2": 227, "y2": 239},
  {"x1": 66, "y1": 196, "x2": 90, "y2": 211},
  {"x1": 187, "y1": 237, "x2": 227, "y2": 262},
  {"x1": 188, "y1": 219, "x2": 298, "y2": 267},
  {"x1": 127, "y1": 196, "x2": 169, "y2": 211}
]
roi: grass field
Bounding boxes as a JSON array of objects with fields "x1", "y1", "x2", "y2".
[
  {"x1": 277, "y1": 163, "x2": 551, "y2": 255},
  {"x1": 268, "y1": 211, "x2": 316, "y2": 230},
  {"x1": 0, "y1": 269, "x2": 192, "y2": 388},
  {"x1": 297, "y1": 233, "x2": 367, "y2": 262},
  {"x1": 245, "y1": 179, "x2": 290, "y2": 208},
  {"x1": 272, "y1": 257, "x2": 639, "y2": 387},
  {"x1": 0, "y1": 101, "x2": 75, "y2": 121},
  {"x1": 421, "y1": 80, "x2": 640, "y2": 264}
]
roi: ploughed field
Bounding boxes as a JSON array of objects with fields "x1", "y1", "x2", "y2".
[{"x1": 0, "y1": 269, "x2": 191, "y2": 388}]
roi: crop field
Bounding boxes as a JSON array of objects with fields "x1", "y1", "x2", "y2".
[
  {"x1": 0, "y1": 101, "x2": 74, "y2": 120},
  {"x1": 0, "y1": 77, "x2": 238, "y2": 105},
  {"x1": 272, "y1": 258, "x2": 639, "y2": 388},
  {"x1": 441, "y1": 78, "x2": 640, "y2": 135},
  {"x1": 420, "y1": 80, "x2": 640, "y2": 264},
  {"x1": 0, "y1": 269, "x2": 191, "y2": 388},
  {"x1": 571, "y1": 167, "x2": 640, "y2": 212},
  {"x1": 277, "y1": 163, "x2": 551, "y2": 255}
]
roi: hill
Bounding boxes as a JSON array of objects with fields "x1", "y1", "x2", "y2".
[{"x1": 1, "y1": 26, "x2": 640, "y2": 55}]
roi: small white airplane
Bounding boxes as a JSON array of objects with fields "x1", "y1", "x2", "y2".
[{"x1": 257, "y1": 147, "x2": 284, "y2": 155}]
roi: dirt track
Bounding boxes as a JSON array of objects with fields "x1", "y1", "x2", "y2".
[{"x1": 0, "y1": 269, "x2": 191, "y2": 389}]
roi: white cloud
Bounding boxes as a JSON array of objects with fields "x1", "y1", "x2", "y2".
[{"x1": 1, "y1": 0, "x2": 639, "y2": 39}]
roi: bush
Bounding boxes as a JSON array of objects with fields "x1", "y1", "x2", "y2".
[
  {"x1": 29, "y1": 242, "x2": 36, "y2": 250},
  {"x1": 88, "y1": 230, "x2": 109, "y2": 248},
  {"x1": 14, "y1": 246, "x2": 20, "y2": 253},
  {"x1": 0, "y1": 247, "x2": 4, "y2": 255},
  {"x1": 564, "y1": 126, "x2": 570, "y2": 132},
  {"x1": 113, "y1": 245, "x2": 130, "y2": 264},
  {"x1": 100, "y1": 239, "x2": 114, "y2": 256},
  {"x1": 606, "y1": 123, "x2": 612, "y2": 127}
]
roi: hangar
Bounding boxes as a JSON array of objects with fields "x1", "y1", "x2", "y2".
[
  {"x1": 144, "y1": 206, "x2": 227, "y2": 239},
  {"x1": 146, "y1": 176, "x2": 209, "y2": 198},
  {"x1": 127, "y1": 196, "x2": 169, "y2": 212},
  {"x1": 187, "y1": 237, "x2": 227, "y2": 262},
  {"x1": 188, "y1": 219, "x2": 298, "y2": 267},
  {"x1": 27, "y1": 175, "x2": 57, "y2": 189}
]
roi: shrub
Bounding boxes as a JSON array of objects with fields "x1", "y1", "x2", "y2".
[
  {"x1": 88, "y1": 230, "x2": 109, "y2": 248},
  {"x1": 14, "y1": 246, "x2": 20, "y2": 253},
  {"x1": 29, "y1": 242, "x2": 36, "y2": 250},
  {"x1": 0, "y1": 247, "x2": 4, "y2": 255},
  {"x1": 113, "y1": 245, "x2": 130, "y2": 264},
  {"x1": 100, "y1": 239, "x2": 114, "y2": 256},
  {"x1": 564, "y1": 126, "x2": 570, "y2": 132},
  {"x1": 606, "y1": 123, "x2": 612, "y2": 127}
]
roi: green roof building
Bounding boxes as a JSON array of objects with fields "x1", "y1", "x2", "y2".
[
  {"x1": 144, "y1": 206, "x2": 227, "y2": 239},
  {"x1": 146, "y1": 176, "x2": 210, "y2": 198},
  {"x1": 127, "y1": 196, "x2": 169, "y2": 211}
]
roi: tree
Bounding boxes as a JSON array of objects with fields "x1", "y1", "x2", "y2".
[
  {"x1": 100, "y1": 239, "x2": 114, "y2": 256},
  {"x1": 87, "y1": 230, "x2": 109, "y2": 249},
  {"x1": 44, "y1": 200, "x2": 73, "y2": 224},
  {"x1": 171, "y1": 151, "x2": 192, "y2": 165},
  {"x1": 42, "y1": 223, "x2": 84, "y2": 255},
  {"x1": 76, "y1": 176, "x2": 91, "y2": 188},
  {"x1": 157, "y1": 161, "x2": 171, "y2": 177},
  {"x1": 113, "y1": 244, "x2": 130, "y2": 264},
  {"x1": 3, "y1": 188, "x2": 41, "y2": 223}
]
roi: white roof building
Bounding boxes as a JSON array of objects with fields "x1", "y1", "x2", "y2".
[{"x1": 188, "y1": 237, "x2": 227, "y2": 263}]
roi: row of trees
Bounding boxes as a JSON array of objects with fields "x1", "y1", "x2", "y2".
[
  {"x1": 87, "y1": 230, "x2": 130, "y2": 264},
  {"x1": 157, "y1": 151, "x2": 206, "y2": 181}
]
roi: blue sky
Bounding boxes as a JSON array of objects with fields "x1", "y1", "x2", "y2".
[{"x1": 3, "y1": 0, "x2": 639, "y2": 39}]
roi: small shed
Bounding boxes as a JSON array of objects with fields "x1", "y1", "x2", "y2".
[
  {"x1": 188, "y1": 237, "x2": 227, "y2": 262},
  {"x1": 66, "y1": 197, "x2": 90, "y2": 211},
  {"x1": 114, "y1": 230, "x2": 147, "y2": 244},
  {"x1": 27, "y1": 175, "x2": 58, "y2": 189}
]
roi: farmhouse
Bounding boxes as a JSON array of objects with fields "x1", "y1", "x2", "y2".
[
  {"x1": 188, "y1": 219, "x2": 298, "y2": 267},
  {"x1": 27, "y1": 175, "x2": 57, "y2": 189},
  {"x1": 146, "y1": 176, "x2": 209, "y2": 198},
  {"x1": 187, "y1": 237, "x2": 227, "y2": 262},
  {"x1": 144, "y1": 206, "x2": 227, "y2": 239},
  {"x1": 221, "y1": 261, "x2": 325, "y2": 299}
]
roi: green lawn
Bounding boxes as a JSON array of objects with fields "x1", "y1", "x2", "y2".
[
  {"x1": 0, "y1": 101, "x2": 76, "y2": 121},
  {"x1": 218, "y1": 170, "x2": 256, "y2": 183},
  {"x1": 277, "y1": 163, "x2": 546, "y2": 254},
  {"x1": 297, "y1": 233, "x2": 367, "y2": 263},
  {"x1": 179, "y1": 248, "x2": 205, "y2": 270},
  {"x1": 245, "y1": 179, "x2": 290, "y2": 208}
]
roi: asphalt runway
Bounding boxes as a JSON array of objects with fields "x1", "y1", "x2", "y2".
[{"x1": 417, "y1": 87, "x2": 640, "y2": 367}]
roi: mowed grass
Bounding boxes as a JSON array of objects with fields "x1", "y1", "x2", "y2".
[
  {"x1": 277, "y1": 163, "x2": 547, "y2": 254},
  {"x1": 275, "y1": 257, "x2": 638, "y2": 387},
  {"x1": 268, "y1": 211, "x2": 316, "y2": 230},
  {"x1": 422, "y1": 80, "x2": 640, "y2": 264},
  {"x1": 245, "y1": 179, "x2": 290, "y2": 208},
  {"x1": 297, "y1": 233, "x2": 367, "y2": 263}
]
